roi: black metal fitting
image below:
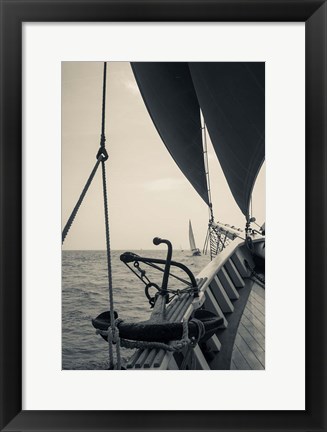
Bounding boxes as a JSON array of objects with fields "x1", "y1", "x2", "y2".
[{"x1": 153, "y1": 238, "x2": 172, "y2": 296}]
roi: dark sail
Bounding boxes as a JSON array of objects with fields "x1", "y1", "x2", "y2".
[
  {"x1": 189, "y1": 62, "x2": 265, "y2": 217},
  {"x1": 131, "y1": 63, "x2": 210, "y2": 206}
]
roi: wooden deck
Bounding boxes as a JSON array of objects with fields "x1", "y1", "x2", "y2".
[{"x1": 231, "y1": 281, "x2": 265, "y2": 370}]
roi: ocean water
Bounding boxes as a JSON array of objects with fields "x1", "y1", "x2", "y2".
[{"x1": 62, "y1": 249, "x2": 210, "y2": 370}]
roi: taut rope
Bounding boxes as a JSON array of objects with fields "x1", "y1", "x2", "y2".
[
  {"x1": 62, "y1": 159, "x2": 102, "y2": 244},
  {"x1": 99, "y1": 62, "x2": 121, "y2": 370}
]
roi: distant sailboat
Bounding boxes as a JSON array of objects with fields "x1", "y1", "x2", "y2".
[{"x1": 189, "y1": 220, "x2": 201, "y2": 256}]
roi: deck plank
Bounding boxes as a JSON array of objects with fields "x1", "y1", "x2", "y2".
[
  {"x1": 237, "y1": 323, "x2": 265, "y2": 362},
  {"x1": 231, "y1": 281, "x2": 265, "y2": 370},
  {"x1": 249, "y1": 290, "x2": 265, "y2": 306},
  {"x1": 234, "y1": 334, "x2": 264, "y2": 369},
  {"x1": 243, "y1": 307, "x2": 265, "y2": 330},
  {"x1": 232, "y1": 344, "x2": 252, "y2": 370},
  {"x1": 249, "y1": 292, "x2": 265, "y2": 314},
  {"x1": 240, "y1": 313, "x2": 265, "y2": 339},
  {"x1": 248, "y1": 294, "x2": 265, "y2": 315},
  {"x1": 244, "y1": 303, "x2": 265, "y2": 325},
  {"x1": 252, "y1": 283, "x2": 265, "y2": 299}
]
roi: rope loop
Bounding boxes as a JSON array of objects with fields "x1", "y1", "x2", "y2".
[
  {"x1": 96, "y1": 147, "x2": 108, "y2": 161},
  {"x1": 189, "y1": 318, "x2": 206, "y2": 346},
  {"x1": 171, "y1": 318, "x2": 191, "y2": 350}
]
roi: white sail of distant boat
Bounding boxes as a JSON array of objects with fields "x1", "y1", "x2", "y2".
[{"x1": 189, "y1": 220, "x2": 201, "y2": 256}]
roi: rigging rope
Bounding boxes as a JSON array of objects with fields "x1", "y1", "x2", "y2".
[
  {"x1": 99, "y1": 62, "x2": 121, "y2": 370},
  {"x1": 62, "y1": 62, "x2": 121, "y2": 369},
  {"x1": 62, "y1": 159, "x2": 102, "y2": 243},
  {"x1": 101, "y1": 158, "x2": 121, "y2": 369},
  {"x1": 204, "y1": 223, "x2": 231, "y2": 260}
]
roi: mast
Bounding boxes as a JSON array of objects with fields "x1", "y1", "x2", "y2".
[
  {"x1": 201, "y1": 113, "x2": 219, "y2": 259},
  {"x1": 201, "y1": 112, "x2": 214, "y2": 223}
]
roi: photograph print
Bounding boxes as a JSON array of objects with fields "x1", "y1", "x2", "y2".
[{"x1": 62, "y1": 61, "x2": 265, "y2": 370}]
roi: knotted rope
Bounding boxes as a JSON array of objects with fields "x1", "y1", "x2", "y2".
[
  {"x1": 62, "y1": 62, "x2": 121, "y2": 369},
  {"x1": 99, "y1": 63, "x2": 121, "y2": 370}
]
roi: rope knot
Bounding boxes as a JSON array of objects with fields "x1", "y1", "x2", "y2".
[
  {"x1": 107, "y1": 326, "x2": 119, "y2": 344},
  {"x1": 109, "y1": 318, "x2": 124, "y2": 345},
  {"x1": 189, "y1": 318, "x2": 206, "y2": 347},
  {"x1": 96, "y1": 147, "x2": 108, "y2": 161},
  {"x1": 173, "y1": 339, "x2": 189, "y2": 350},
  {"x1": 174, "y1": 318, "x2": 191, "y2": 348}
]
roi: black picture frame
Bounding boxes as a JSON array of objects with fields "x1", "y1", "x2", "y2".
[{"x1": 0, "y1": 1, "x2": 326, "y2": 431}]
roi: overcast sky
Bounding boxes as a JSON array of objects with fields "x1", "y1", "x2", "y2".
[{"x1": 62, "y1": 62, "x2": 265, "y2": 250}]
